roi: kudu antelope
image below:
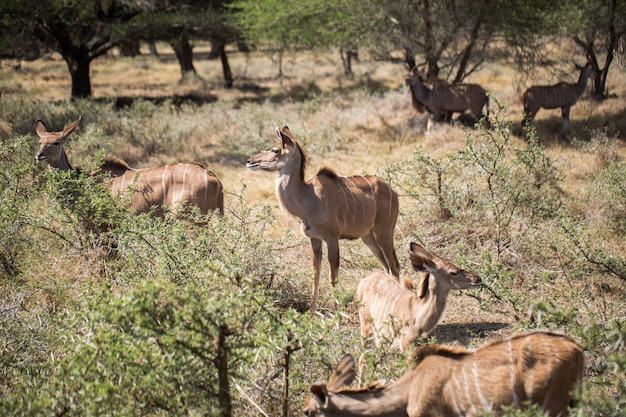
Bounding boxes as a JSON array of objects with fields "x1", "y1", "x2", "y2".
[
  {"x1": 405, "y1": 68, "x2": 489, "y2": 131},
  {"x1": 35, "y1": 116, "x2": 224, "y2": 217},
  {"x1": 304, "y1": 331, "x2": 584, "y2": 417},
  {"x1": 358, "y1": 242, "x2": 481, "y2": 352},
  {"x1": 523, "y1": 63, "x2": 596, "y2": 129},
  {"x1": 246, "y1": 126, "x2": 400, "y2": 314}
]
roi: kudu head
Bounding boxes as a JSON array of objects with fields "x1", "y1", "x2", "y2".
[
  {"x1": 304, "y1": 354, "x2": 356, "y2": 417},
  {"x1": 246, "y1": 126, "x2": 304, "y2": 176},
  {"x1": 404, "y1": 65, "x2": 423, "y2": 88},
  {"x1": 409, "y1": 242, "x2": 481, "y2": 297},
  {"x1": 34, "y1": 116, "x2": 81, "y2": 169},
  {"x1": 580, "y1": 62, "x2": 597, "y2": 80}
]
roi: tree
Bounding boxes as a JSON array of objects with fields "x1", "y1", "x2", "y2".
[
  {"x1": 366, "y1": 0, "x2": 562, "y2": 83},
  {"x1": 0, "y1": 1, "x2": 145, "y2": 99},
  {"x1": 128, "y1": 1, "x2": 239, "y2": 87},
  {"x1": 230, "y1": 0, "x2": 366, "y2": 79},
  {"x1": 560, "y1": 0, "x2": 626, "y2": 100}
]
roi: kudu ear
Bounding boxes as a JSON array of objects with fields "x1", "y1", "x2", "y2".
[
  {"x1": 309, "y1": 383, "x2": 330, "y2": 408},
  {"x1": 34, "y1": 119, "x2": 49, "y2": 137},
  {"x1": 409, "y1": 242, "x2": 436, "y2": 272},
  {"x1": 62, "y1": 116, "x2": 81, "y2": 138},
  {"x1": 327, "y1": 354, "x2": 356, "y2": 390},
  {"x1": 276, "y1": 125, "x2": 296, "y2": 150}
]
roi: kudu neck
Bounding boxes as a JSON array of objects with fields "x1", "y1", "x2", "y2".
[
  {"x1": 275, "y1": 147, "x2": 316, "y2": 216},
  {"x1": 409, "y1": 77, "x2": 429, "y2": 101},
  {"x1": 576, "y1": 67, "x2": 592, "y2": 93},
  {"x1": 54, "y1": 149, "x2": 73, "y2": 171},
  {"x1": 326, "y1": 381, "x2": 409, "y2": 417},
  {"x1": 416, "y1": 275, "x2": 450, "y2": 329}
]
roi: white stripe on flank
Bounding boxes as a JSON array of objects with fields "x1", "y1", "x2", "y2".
[
  {"x1": 178, "y1": 164, "x2": 189, "y2": 202},
  {"x1": 472, "y1": 353, "x2": 489, "y2": 410},
  {"x1": 507, "y1": 339, "x2": 519, "y2": 407},
  {"x1": 541, "y1": 337, "x2": 554, "y2": 409},
  {"x1": 203, "y1": 169, "x2": 209, "y2": 203},
  {"x1": 525, "y1": 340, "x2": 535, "y2": 399},
  {"x1": 362, "y1": 176, "x2": 376, "y2": 216},
  {"x1": 162, "y1": 165, "x2": 169, "y2": 206},
  {"x1": 461, "y1": 367, "x2": 475, "y2": 415},
  {"x1": 451, "y1": 371, "x2": 464, "y2": 413}
]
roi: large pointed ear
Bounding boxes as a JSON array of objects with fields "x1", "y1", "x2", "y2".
[
  {"x1": 34, "y1": 119, "x2": 49, "y2": 137},
  {"x1": 327, "y1": 354, "x2": 355, "y2": 390},
  {"x1": 276, "y1": 125, "x2": 296, "y2": 149},
  {"x1": 61, "y1": 116, "x2": 81, "y2": 138},
  {"x1": 309, "y1": 383, "x2": 329, "y2": 408},
  {"x1": 409, "y1": 242, "x2": 436, "y2": 272}
]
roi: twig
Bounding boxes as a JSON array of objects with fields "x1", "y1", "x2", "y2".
[{"x1": 233, "y1": 382, "x2": 270, "y2": 417}]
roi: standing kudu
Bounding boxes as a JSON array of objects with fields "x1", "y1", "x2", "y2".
[
  {"x1": 523, "y1": 63, "x2": 596, "y2": 129},
  {"x1": 358, "y1": 242, "x2": 481, "y2": 352},
  {"x1": 405, "y1": 68, "x2": 489, "y2": 131},
  {"x1": 246, "y1": 126, "x2": 400, "y2": 314},
  {"x1": 35, "y1": 116, "x2": 224, "y2": 217},
  {"x1": 304, "y1": 331, "x2": 584, "y2": 417}
]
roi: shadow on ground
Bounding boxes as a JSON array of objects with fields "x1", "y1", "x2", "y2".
[{"x1": 434, "y1": 321, "x2": 512, "y2": 346}]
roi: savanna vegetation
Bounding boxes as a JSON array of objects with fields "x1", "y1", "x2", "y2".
[{"x1": 0, "y1": 2, "x2": 625, "y2": 416}]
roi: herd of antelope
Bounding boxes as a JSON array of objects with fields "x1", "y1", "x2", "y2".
[
  {"x1": 406, "y1": 63, "x2": 596, "y2": 131},
  {"x1": 34, "y1": 62, "x2": 592, "y2": 415}
]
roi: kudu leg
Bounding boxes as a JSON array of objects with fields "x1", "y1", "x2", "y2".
[
  {"x1": 327, "y1": 238, "x2": 341, "y2": 310},
  {"x1": 361, "y1": 234, "x2": 389, "y2": 272},
  {"x1": 309, "y1": 238, "x2": 323, "y2": 314},
  {"x1": 561, "y1": 106, "x2": 570, "y2": 129}
]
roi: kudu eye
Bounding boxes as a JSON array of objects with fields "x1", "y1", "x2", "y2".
[{"x1": 53, "y1": 141, "x2": 60, "y2": 146}]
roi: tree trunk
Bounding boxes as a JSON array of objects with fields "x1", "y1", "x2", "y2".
[
  {"x1": 453, "y1": 0, "x2": 489, "y2": 83},
  {"x1": 119, "y1": 39, "x2": 140, "y2": 57},
  {"x1": 148, "y1": 41, "x2": 159, "y2": 58},
  {"x1": 171, "y1": 34, "x2": 198, "y2": 82},
  {"x1": 218, "y1": 41, "x2": 233, "y2": 88},
  {"x1": 64, "y1": 54, "x2": 92, "y2": 99},
  {"x1": 404, "y1": 47, "x2": 416, "y2": 71},
  {"x1": 421, "y1": 0, "x2": 441, "y2": 79},
  {"x1": 340, "y1": 46, "x2": 358, "y2": 79},
  {"x1": 216, "y1": 325, "x2": 232, "y2": 417}
]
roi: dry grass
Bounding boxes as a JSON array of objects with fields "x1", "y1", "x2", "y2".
[{"x1": 1, "y1": 41, "x2": 626, "y2": 414}]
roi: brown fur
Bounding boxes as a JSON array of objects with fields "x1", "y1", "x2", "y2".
[
  {"x1": 34, "y1": 116, "x2": 224, "y2": 217},
  {"x1": 305, "y1": 331, "x2": 584, "y2": 417},
  {"x1": 405, "y1": 68, "x2": 489, "y2": 131},
  {"x1": 357, "y1": 242, "x2": 481, "y2": 354},
  {"x1": 523, "y1": 63, "x2": 596, "y2": 128},
  {"x1": 247, "y1": 126, "x2": 400, "y2": 314}
]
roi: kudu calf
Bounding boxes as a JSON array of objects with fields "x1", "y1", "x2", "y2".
[
  {"x1": 358, "y1": 242, "x2": 481, "y2": 352},
  {"x1": 35, "y1": 116, "x2": 224, "y2": 217},
  {"x1": 246, "y1": 126, "x2": 400, "y2": 314},
  {"x1": 304, "y1": 331, "x2": 584, "y2": 417},
  {"x1": 523, "y1": 63, "x2": 596, "y2": 129},
  {"x1": 405, "y1": 68, "x2": 489, "y2": 131}
]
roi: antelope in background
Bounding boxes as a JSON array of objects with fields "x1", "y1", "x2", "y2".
[
  {"x1": 523, "y1": 63, "x2": 596, "y2": 129},
  {"x1": 405, "y1": 67, "x2": 489, "y2": 131},
  {"x1": 304, "y1": 331, "x2": 584, "y2": 417},
  {"x1": 358, "y1": 242, "x2": 481, "y2": 353},
  {"x1": 246, "y1": 126, "x2": 400, "y2": 314},
  {"x1": 35, "y1": 116, "x2": 224, "y2": 217}
]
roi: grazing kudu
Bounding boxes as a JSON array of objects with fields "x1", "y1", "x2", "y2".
[
  {"x1": 246, "y1": 126, "x2": 400, "y2": 314},
  {"x1": 358, "y1": 242, "x2": 481, "y2": 352},
  {"x1": 523, "y1": 63, "x2": 596, "y2": 129},
  {"x1": 35, "y1": 116, "x2": 224, "y2": 217},
  {"x1": 405, "y1": 68, "x2": 489, "y2": 131},
  {"x1": 304, "y1": 331, "x2": 584, "y2": 417}
]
